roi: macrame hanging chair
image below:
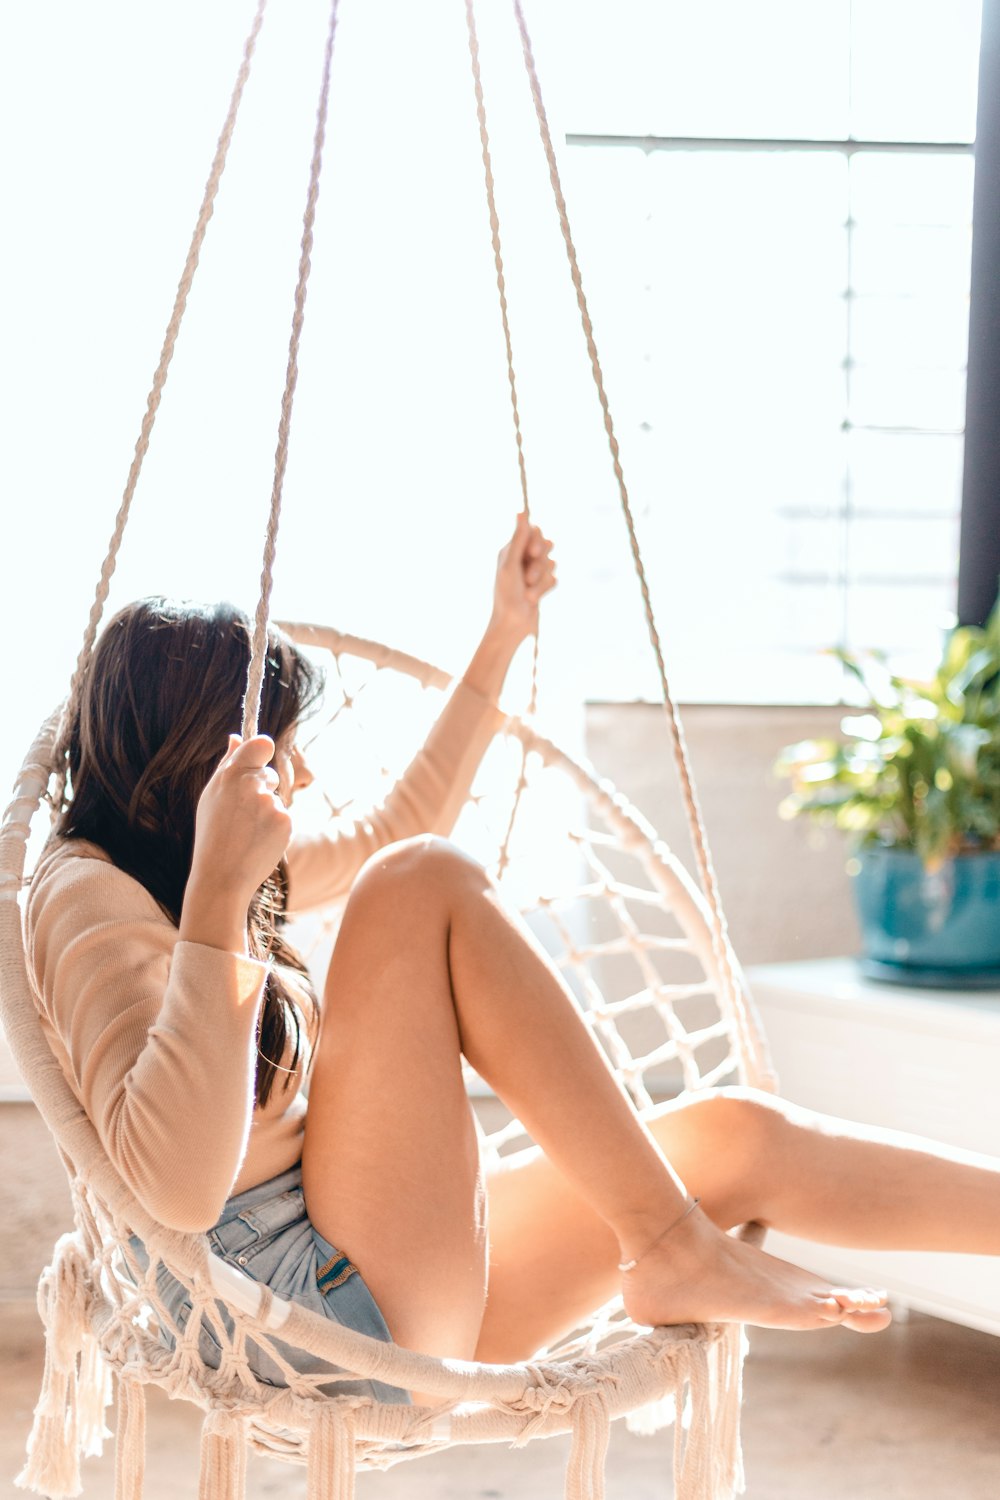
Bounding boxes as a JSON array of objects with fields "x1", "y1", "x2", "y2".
[{"x1": 0, "y1": 3, "x2": 778, "y2": 1498}]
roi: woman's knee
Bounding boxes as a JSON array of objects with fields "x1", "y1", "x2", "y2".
[
  {"x1": 324, "y1": 839, "x2": 488, "y2": 1010},
  {"x1": 684, "y1": 1085, "x2": 785, "y2": 1162},
  {"x1": 348, "y1": 835, "x2": 489, "y2": 912},
  {"x1": 670, "y1": 1087, "x2": 788, "y2": 1226}
]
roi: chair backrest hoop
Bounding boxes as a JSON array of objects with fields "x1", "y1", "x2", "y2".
[
  {"x1": 279, "y1": 621, "x2": 775, "y2": 1093},
  {"x1": 0, "y1": 627, "x2": 774, "y2": 1409}
]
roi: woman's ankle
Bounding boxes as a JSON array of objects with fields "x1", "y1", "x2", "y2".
[{"x1": 614, "y1": 1194, "x2": 708, "y2": 1268}]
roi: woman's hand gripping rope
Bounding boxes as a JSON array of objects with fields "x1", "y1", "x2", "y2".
[
  {"x1": 490, "y1": 510, "x2": 557, "y2": 646},
  {"x1": 179, "y1": 734, "x2": 292, "y2": 955}
]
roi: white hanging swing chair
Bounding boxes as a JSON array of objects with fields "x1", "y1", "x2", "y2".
[{"x1": 0, "y1": 3, "x2": 778, "y2": 1498}]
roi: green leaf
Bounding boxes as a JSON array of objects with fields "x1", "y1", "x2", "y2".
[
  {"x1": 774, "y1": 582, "x2": 1000, "y2": 852},
  {"x1": 947, "y1": 646, "x2": 999, "y2": 704}
]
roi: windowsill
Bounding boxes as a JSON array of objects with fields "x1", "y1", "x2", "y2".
[{"x1": 748, "y1": 955, "x2": 1000, "y2": 1027}]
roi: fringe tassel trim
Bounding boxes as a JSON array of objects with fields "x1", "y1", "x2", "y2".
[
  {"x1": 308, "y1": 1405, "x2": 356, "y2": 1500},
  {"x1": 15, "y1": 1233, "x2": 110, "y2": 1499},
  {"x1": 672, "y1": 1327, "x2": 749, "y2": 1500},
  {"x1": 114, "y1": 1377, "x2": 146, "y2": 1500},
  {"x1": 199, "y1": 1409, "x2": 247, "y2": 1500},
  {"x1": 565, "y1": 1391, "x2": 611, "y2": 1500}
]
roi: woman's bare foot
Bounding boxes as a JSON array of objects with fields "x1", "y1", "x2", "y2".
[{"x1": 622, "y1": 1208, "x2": 892, "y2": 1334}]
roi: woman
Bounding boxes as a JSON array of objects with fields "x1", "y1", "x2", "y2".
[{"x1": 26, "y1": 514, "x2": 1000, "y2": 1404}]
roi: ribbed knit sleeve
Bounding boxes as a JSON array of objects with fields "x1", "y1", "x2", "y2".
[
  {"x1": 26, "y1": 847, "x2": 268, "y2": 1233},
  {"x1": 285, "y1": 677, "x2": 506, "y2": 914}
]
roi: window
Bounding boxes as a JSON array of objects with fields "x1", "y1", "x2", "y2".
[
  {"x1": 544, "y1": 0, "x2": 981, "y2": 702},
  {"x1": 2, "y1": 0, "x2": 985, "y2": 809}
]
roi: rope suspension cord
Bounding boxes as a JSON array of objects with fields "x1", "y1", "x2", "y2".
[
  {"x1": 508, "y1": 0, "x2": 761, "y2": 1077},
  {"x1": 242, "y1": 0, "x2": 341, "y2": 737},
  {"x1": 465, "y1": 1, "x2": 531, "y2": 522},
  {"x1": 464, "y1": 0, "x2": 540, "y2": 878},
  {"x1": 51, "y1": 0, "x2": 270, "y2": 807},
  {"x1": 41, "y1": 0, "x2": 757, "y2": 1083}
]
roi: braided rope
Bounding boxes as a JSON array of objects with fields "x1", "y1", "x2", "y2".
[
  {"x1": 242, "y1": 0, "x2": 341, "y2": 737},
  {"x1": 463, "y1": 0, "x2": 539, "y2": 878},
  {"x1": 51, "y1": 0, "x2": 270, "y2": 805},
  {"x1": 464, "y1": 0, "x2": 530, "y2": 518},
  {"x1": 508, "y1": 0, "x2": 749, "y2": 1054}
]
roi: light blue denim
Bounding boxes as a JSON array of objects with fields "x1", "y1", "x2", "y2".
[{"x1": 134, "y1": 1164, "x2": 409, "y2": 1406}]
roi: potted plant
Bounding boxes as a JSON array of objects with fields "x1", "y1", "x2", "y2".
[{"x1": 775, "y1": 592, "x2": 1000, "y2": 987}]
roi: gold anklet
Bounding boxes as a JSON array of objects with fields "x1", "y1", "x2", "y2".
[{"x1": 617, "y1": 1196, "x2": 701, "y2": 1273}]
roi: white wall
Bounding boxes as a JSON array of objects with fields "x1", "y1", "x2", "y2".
[{"x1": 586, "y1": 701, "x2": 859, "y2": 966}]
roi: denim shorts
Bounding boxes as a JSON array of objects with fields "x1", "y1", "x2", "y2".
[{"x1": 137, "y1": 1165, "x2": 409, "y2": 1406}]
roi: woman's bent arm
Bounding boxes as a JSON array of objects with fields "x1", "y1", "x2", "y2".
[{"x1": 27, "y1": 845, "x2": 268, "y2": 1233}]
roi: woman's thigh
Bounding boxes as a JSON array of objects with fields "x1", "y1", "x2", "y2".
[
  {"x1": 476, "y1": 1089, "x2": 771, "y2": 1363},
  {"x1": 301, "y1": 842, "x2": 488, "y2": 1364}
]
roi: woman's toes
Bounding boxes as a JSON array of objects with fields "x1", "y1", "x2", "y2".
[
  {"x1": 820, "y1": 1287, "x2": 892, "y2": 1332},
  {"x1": 815, "y1": 1296, "x2": 849, "y2": 1324},
  {"x1": 841, "y1": 1306, "x2": 893, "y2": 1333},
  {"x1": 814, "y1": 1286, "x2": 890, "y2": 1326},
  {"x1": 831, "y1": 1286, "x2": 889, "y2": 1311}
]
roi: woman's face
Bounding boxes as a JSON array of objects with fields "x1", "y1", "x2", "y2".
[{"x1": 273, "y1": 732, "x2": 314, "y2": 807}]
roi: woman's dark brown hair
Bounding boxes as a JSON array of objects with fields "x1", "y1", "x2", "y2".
[{"x1": 60, "y1": 598, "x2": 324, "y2": 1107}]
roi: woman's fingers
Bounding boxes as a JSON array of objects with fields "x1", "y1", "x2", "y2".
[
  {"x1": 226, "y1": 738, "x2": 284, "y2": 803},
  {"x1": 492, "y1": 513, "x2": 557, "y2": 638},
  {"x1": 224, "y1": 733, "x2": 276, "y2": 770},
  {"x1": 526, "y1": 549, "x2": 547, "y2": 575},
  {"x1": 191, "y1": 730, "x2": 292, "y2": 907},
  {"x1": 527, "y1": 567, "x2": 557, "y2": 601},
  {"x1": 513, "y1": 520, "x2": 554, "y2": 574},
  {"x1": 501, "y1": 513, "x2": 554, "y2": 568},
  {"x1": 216, "y1": 736, "x2": 285, "y2": 796},
  {"x1": 214, "y1": 734, "x2": 285, "y2": 811},
  {"x1": 525, "y1": 530, "x2": 553, "y2": 561}
]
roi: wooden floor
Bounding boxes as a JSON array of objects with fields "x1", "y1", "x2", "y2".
[{"x1": 4, "y1": 1298, "x2": 999, "y2": 1498}]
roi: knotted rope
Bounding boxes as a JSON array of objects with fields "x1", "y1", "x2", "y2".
[
  {"x1": 16, "y1": 1233, "x2": 109, "y2": 1498},
  {"x1": 464, "y1": 0, "x2": 540, "y2": 878},
  {"x1": 198, "y1": 1408, "x2": 246, "y2": 1500},
  {"x1": 51, "y1": 0, "x2": 270, "y2": 808},
  {"x1": 565, "y1": 1390, "x2": 612, "y2": 1500},
  {"x1": 465, "y1": 1, "x2": 530, "y2": 520},
  {"x1": 241, "y1": 0, "x2": 341, "y2": 737}
]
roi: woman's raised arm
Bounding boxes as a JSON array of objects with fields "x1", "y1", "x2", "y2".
[{"x1": 285, "y1": 514, "x2": 556, "y2": 913}]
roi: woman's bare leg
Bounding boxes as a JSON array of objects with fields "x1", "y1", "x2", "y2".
[
  {"x1": 477, "y1": 1088, "x2": 1000, "y2": 1361},
  {"x1": 302, "y1": 838, "x2": 887, "y2": 1359},
  {"x1": 301, "y1": 852, "x2": 488, "y2": 1368},
  {"x1": 752, "y1": 1094, "x2": 1000, "y2": 1252}
]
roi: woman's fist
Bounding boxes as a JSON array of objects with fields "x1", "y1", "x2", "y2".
[
  {"x1": 491, "y1": 511, "x2": 557, "y2": 643},
  {"x1": 189, "y1": 734, "x2": 293, "y2": 908}
]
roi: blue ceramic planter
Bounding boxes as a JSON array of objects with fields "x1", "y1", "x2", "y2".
[{"x1": 851, "y1": 846, "x2": 1000, "y2": 987}]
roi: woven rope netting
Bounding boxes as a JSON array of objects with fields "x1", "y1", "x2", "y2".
[
  {"x1": 2, "y1": 658, "x2": 765, "y2": 1500},
  {"x1": 0, "y1": 0, "x2": 779, "y2": 1495},
  {"x1": 281, "y1": 625, "x2": 773, "y2": 1124}
]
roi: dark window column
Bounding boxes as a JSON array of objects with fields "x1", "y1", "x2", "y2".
[{"x1": 959, "y1": 0, "x2": 1000, "y2": 626}]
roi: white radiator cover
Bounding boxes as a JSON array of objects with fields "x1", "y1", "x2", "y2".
[{"x1": 748, "y1": 958, "x2": 1000, "y2": 1337}]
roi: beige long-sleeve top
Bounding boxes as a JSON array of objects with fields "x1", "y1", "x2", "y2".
[{"x1": 26, "y1": 681, "x2": 504, "y2": 1234}]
